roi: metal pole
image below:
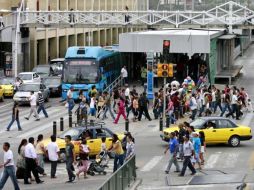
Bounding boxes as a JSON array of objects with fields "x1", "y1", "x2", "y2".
[
  {"x1": 69, "y1": 113, "x2": 72, "y2": 128},
  {"x1": 60, "y1": 117, "x2": 64, "y2": 131},
  {"x1": 159, "y1": 117, "x2": 163, "y2": 131},
  {"x1": 125, "y1": 119, "x2": 129, "y2": 132},
  {"x1": 53, "y1": 121, "x2": 57, "y2": 136},
  {"x1": 163, "y1": 77, "x2": 166, "y2": 127},
  {"x1": 166, "y1": 115, "x2": 170, "y2": 128}
]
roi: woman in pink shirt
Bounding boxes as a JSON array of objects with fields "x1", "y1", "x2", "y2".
[{"x1": 114, "y1": 97, "x2": 127, "y2": 124}]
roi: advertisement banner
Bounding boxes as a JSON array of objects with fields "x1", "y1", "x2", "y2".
[{"x1": 147, "y1": 71, "x2": 154, "y2": 100}]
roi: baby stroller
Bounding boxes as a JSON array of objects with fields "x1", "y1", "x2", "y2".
[{"x1": 87, "y1": 151, "x2": 109, "y2": 176}]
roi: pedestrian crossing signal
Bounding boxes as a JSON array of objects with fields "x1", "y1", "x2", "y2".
[
  {"x1": 157, "y1": 63, "x2": 169, "y2": 77},
  {"x1": 168, "y1": 64, "x2": 173, "y2": 77}
]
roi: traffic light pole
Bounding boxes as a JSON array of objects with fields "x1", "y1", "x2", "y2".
[{"x1": 163, "y1": 77, "x2": 167, "y2": 128}]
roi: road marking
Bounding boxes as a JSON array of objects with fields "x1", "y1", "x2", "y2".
[
  {"x1": 241, "y1": 113, "x2": 253, "y2": 126},
  {"x1": 0, "y1": 102, "x2": 15, "y2": 109},
  {"x1": 221, "y1": 153, "x2": 239, "y2": 168},
  {"x1": 17, "y1": 113, "x2": 68, "y2": 138},
  {"x1": 140, "y1": 156, "x2": 163, "y2": 172},
  {"x1": 204, "y1": 153, "x2": 221, "y2": 169}
]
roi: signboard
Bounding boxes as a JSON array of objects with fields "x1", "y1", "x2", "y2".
[{"x1": 147, "y1": 71, "x2": 154, "y2": 100}]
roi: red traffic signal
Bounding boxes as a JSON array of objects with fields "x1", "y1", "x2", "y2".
[{"x1": 163, "y1": 40, "x2": 170, "y2": 47}]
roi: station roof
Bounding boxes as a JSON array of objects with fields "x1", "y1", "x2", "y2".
[{"x1": 119, "y1": 29, "x2": 225, "y2": 56}]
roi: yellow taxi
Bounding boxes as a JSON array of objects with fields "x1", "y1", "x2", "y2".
[
  {"x1": 0, "y1": 86, "x2": 4, "y2": 102},
  {"x1": 160, "y1": 117, "x2": 252, "y2": 147},
  {"x1": 42, "y1": 125, "x2": 124, "y2": 161},
  {"x1": 0, "y1": 78, "x2": 15, "y2": 97}
]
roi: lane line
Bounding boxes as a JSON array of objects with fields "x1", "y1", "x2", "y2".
[
  {"x1": 140, "y1": 156, "x2": 163, "y2": 172},
  {"x1": 204, "y1": 153, "x2": 220, "y2": 169},
  {"x1": 221, "y1": 153, "x2": 239, "y2": 168},
  {"x1": 248, "y1": 151, "x2": 254, "y2": 170},
  {"x1": 17, "y1": 113, "x2": 68, "y2": 138}
]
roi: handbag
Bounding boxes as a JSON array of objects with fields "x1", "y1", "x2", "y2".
[{"x1": 35, "y1": 166, "x2": 44, "y2": 175}]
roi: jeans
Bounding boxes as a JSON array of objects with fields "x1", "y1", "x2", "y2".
[
  {"x1": 113, "y1": 154, "x2": 124, "y2": 172},
  {"x1": 114, "y1": 110, "x2": 127, "y2": 124},
  {"x1": 220, "y1": 103, "x2": 232, "y2": 117},
  {"x1": 68, "y1": 99, "x2": 75, "y2": 114},
  {"x1": 178, "y1": 144, "x2": 184, "y2": 160},
  {"x1": 7, "y1": 116, "x2": 21, "y2": 130},
  {"x1": 180, "y1": 156, "x2": 196, "y2": 176},
  {"x1": 37, "y1": 105, "x2": 48, "y2": 117},
  {"x1": 198, "y1": 105, "x2": 205, "y2": 116},
  {"x1": 66, "y1": 158, "x2": 75, "y2": 181},
  {"x1": 0, "y1": 166, "x2": 20, "y2": 190},
  {"x1": 50, "y1": 161, "x2": 57, "y2": 178},
  {"x1": 191, "y1": 109, "x2": 197, "y2": 121},
  {"x1": 214, "y1": 102, "x2": 222, "y2": 113},
  {"x1": 102, "y1": 105, "x2": 115, "y2": 120},
  {"x1": 165, "y1": 154, "x2": 180, "y2": 172}
]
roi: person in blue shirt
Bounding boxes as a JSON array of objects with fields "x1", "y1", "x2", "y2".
[
  {"x1": 164, "y1": 132, "x2": 180, "y2": 174},
  {"x1": 192, "y1": 132, "x2": 202, "y2": 170}
]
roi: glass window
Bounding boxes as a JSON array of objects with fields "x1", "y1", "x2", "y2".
[
  {"x1": 19, "y1": 84, "x2": 40, "y2": 92},
  {"x1": 190, "y1": 118, "x2": 206, "y2": 129},
  {"x1": 95, "y1": 128, "x2": 112, "y2": 138},
  {"x1": 217, "y1": 120, "x2": 236, "y2": 129},
  {"x1": 18, "y1": 74, "x2": 32, "y2": 80},
  {"x1": 203, "y1": 120, "x2": 217, "y2": 129},
  {"x1": 59, "y1": 128, "x2": 80, "y2": 139},
  {"x1": 43, "y1": 78, "x2": 61, "y2": 86},
  {"x1": 0, "y1": 78, "x2": 14, "y2": 85}
]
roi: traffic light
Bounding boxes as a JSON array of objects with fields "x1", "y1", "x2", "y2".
[
  {"x1": 168, "y1": 63, "x2": 173, "y2": 77},
  {"x1": 163, "y1": 40, "x2": 170, "y2": 62},
  {"x1": 157, "y1": 63, "x2": 169, "y2": 77}
]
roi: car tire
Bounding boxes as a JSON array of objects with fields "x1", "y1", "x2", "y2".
[{"x1": 228, "y1": 135, "x2": 240, "y2": 147}]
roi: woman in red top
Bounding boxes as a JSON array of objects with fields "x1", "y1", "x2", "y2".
[{"x1": 114, "y1": 97, "x2": 127, "y2": 124}]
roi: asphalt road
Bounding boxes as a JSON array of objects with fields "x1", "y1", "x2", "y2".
[{"x1": 0, "y1": 44, "x2": 254, "y2": 190}]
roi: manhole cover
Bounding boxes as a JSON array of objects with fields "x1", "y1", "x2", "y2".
[{"x1": 189, "y1": 174, "x2": 245, "y2": 185}]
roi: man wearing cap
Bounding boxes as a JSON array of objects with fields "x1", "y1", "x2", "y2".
[
  {"x1": 37, "y1": 91, "x2": 48, "y2": 118},
  {"x1": 67, "y1": 86, "x2": 75, "y2": 114}
]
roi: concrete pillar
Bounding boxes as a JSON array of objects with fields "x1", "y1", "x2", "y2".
[
  {"x1": 86, "y1": 0, "x2": 93, "y2": 10},
  {"x1": 59, "y1": 0, "x2": 68, "y2": 10},
  {"x1": 30, "y1": 28, "x2": 37, "y2": 69},
  {"x1": 69, "y1": 35, "x2": 76, "y2": 47},
  {"x1": 112, "y1": 28, "x2": 118, "y2": 44},
  {"x1": 27, "y1": 0, "x2": 37, "y2": 10},
  {"x1": 77, "y1": 0, "x2": 84, "y2": 10},
  {"x1": 39, "y1": 0, "x2": 48, "y2": 10},
  {"x1": 49, "y1": 0, "x2": 58, "y2": 10}
]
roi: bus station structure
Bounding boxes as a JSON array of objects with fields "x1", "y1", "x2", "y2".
[{"x1": 119, "y1": 28, "x2": 252, "y2": 85}]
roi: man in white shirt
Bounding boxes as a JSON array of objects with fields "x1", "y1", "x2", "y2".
[
  {"x1": 226, "y1": 91, "x2": 239, "y2": 119},
  {"x1": 47, "y1": 135, "x2": 60, "y2": 178},
  {"x1": 25, "y1": 91, "x2": 40, "y2": 121},
  {"x1": 121, "y1": 65, "x2": 128, "y2": 86},
  {"x1": 0, "y1": 142, "x2": 20, "y2": 190},
  {"x1": 189, "y1": 94, "x2": 198, "y2": 121},
  {"x1": 67, "y1": 86, "x2": 75, "y2": 114},
  {"x1": 124, "y1": 84, "x2": 130, "y2": 100},
  {"x1": 24, "y1": 137, "x2": 43, "y2": 184}
]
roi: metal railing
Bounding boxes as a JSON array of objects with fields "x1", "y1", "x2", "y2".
[
  {"x1": 104, "y1": 75, "x2": 123, "y2": 93},
  {"x1": 98, "y1": 155, "x2": 136, "y2": 190}
]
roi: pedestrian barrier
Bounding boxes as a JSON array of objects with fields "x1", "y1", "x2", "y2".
[
  {"x1": 97, "y1": 155, "x2": 136, "y2": 190},
  {"x1": 159, "y1": 117, "x2": 163, "y2": 131},
  {"x1": 60, "y1": 117, "x2": 64, "y2": 131},
  {"x1": 125, "y1": 119, "x2": 129, "y2": 132},
  {"x1": 53, "y1": 121, "x2": 57, "y2": 136},
  {"x1": 69, "y1": 113, "x2": 72, "y2": 128}
]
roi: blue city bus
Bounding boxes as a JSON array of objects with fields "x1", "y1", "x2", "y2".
[{"x1": 62, "y1": 46, "x2": 124, "y2": 100}]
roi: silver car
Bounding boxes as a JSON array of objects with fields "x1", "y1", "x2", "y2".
[{"x1": 13, "y1": 83, "x2": 50, "y2": 104}]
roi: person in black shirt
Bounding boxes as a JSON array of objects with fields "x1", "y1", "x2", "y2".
[
  {"x1": 6, "y1": 102, "x2": 22, "y2": 131},
  {"x1": 177, "y1": 123, "x2": 186, "y2": 161},
  {"x1": 138, "y1": 93, "x2": 152, "y2": 121},
  {"x1": 153, "y1": 93, "x2": 159, "y2": 119}
]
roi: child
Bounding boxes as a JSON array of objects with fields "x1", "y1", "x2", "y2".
[
  {"x1": 76, "y1": 98, "x2": 88, "y2": 123},
  {"x1": 101, "y1": 137, "x2": 107, "y2": 152},
  {"x1": 89, "y1": 95, "x2": 97, "y2": 119}
]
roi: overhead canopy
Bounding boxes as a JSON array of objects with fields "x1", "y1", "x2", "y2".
[{"x1": 119, "y1": 29, "x2": 225, "y2": 56}]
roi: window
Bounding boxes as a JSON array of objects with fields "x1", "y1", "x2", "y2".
[
  {"x1": 95, "y1": 128, "x2": 112, "y2": 138},
  {"x1": 203, "y1": 120, "x2": 217, "y2": 129},
  {"x1": 217, "y1": 120, "x2": 236, "y2": 129}
]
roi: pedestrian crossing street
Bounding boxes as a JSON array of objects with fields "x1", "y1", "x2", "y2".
[{"x1": 43, "y1": 160, "x2": 114, "y2": 177}]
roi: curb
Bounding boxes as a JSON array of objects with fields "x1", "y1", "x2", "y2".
[{"x1": 128, "y1": 178, "x2": 143, "y2": 190}]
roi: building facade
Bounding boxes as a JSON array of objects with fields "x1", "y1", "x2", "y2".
[{"x1": 0, "y1": 0, "x2": 148, "y2": 72}]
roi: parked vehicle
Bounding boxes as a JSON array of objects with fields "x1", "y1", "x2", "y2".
[
  {"x1": 13, "y1": 82, "x2": 50, "y2": 104},
  {"x1": 17, "y1": 72, "x2": 41, "y2": 84},
  {"x1": 0, "y1": 77, "x2": 15, "y2": 97},
  {"x1": 32, "y1": 65, "x2": 56, "y2": 79}
]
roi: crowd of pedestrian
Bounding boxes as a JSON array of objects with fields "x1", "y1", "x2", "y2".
[{"x1": 164, "y1": 121, "x2": 206, "y2": 177}]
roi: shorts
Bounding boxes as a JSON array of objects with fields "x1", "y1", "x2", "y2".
[
  {"x1": 191, "y1": 152, "x2": 200, "y2": 163},
  {"x1": 89, "y1": 108, "x2": 96, "y2": 116},
  {"x1": 201, "y1": 146, "x2": 205, "y2": 153}
]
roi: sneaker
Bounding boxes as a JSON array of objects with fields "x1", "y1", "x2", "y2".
[
  {"x1": 37, "y1": 180, "x2": 44, "y2": 184},
  {"x1": 190, "y1": 172, "x2": 196, "y2": 175},
  {"x1": 24, "y1": 117, "x2": 29, "y2": 120},
  {"x1": 35, "y1": 119, "x2": 40, "y2": 121},
  {"x1": 174, "y1": 170, "x2": 180, "y2": 173},
  {"x1": 6, "y1": 129, "x2": 9, "y2": 131},
  {"x1": 165, "y1": 171, "x2": 169, "y2": 174},
  {"x1": 178, "y1": 174, "x2": 184, "y2": 177},
  {"x1": 18, "y1": 128, "x2": 22, "y2": 131}
]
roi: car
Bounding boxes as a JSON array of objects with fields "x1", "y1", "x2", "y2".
[
  {"x1": 43, "y1": 76, "x2": 62, "y2": 96},
  {"x1": 0, "y1": 86, "x2": 4, "y2": 102},
  {"x1": 17, "y1": 72, "x2": 41, "y2": 84},
  {"x1": 32, "y1": 65, "x2": 56, "y2": 79},
  {"x1": 160, "y1": 117, "x2": 252, "y2": 147},
  {"x1": 42, "y1": 123, "x2": 125, "y2": 162},
  {"x1": 0, "y1": 77, "x2": 15, "y2": 97},
  {"x1": 13, "y1": 82, "x2": 49, "y2": 104}
]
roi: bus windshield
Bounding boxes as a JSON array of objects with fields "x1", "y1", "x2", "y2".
[{"x1": 63, "y1": 60, "x2": 98, "y2": 84}]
